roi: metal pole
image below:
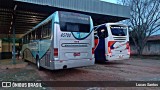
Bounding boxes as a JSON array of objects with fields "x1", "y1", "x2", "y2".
[
  {"x1": 12, "y1": 13, "x2": 16, "y2": 64},
  {"x1": 12, "y1": 5, "x2": 17, "y2": 64}
]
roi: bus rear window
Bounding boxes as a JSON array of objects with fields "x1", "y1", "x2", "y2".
[
  {"x1": 60, "y1": 22, "x2": 90, "y2": 33},
  {"x1": 110, "y1": 26, "x2": 127, "y2": 36},
  {"x1": 59, "y1": 11, "x2": 90, "y2": 33}
]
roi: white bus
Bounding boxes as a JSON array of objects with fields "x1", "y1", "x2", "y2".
[
  {"x1": 94, "y1": 23, "x2": 130, "y2": 62},
  {"x1": 21, "y1": 11, "x2": 95, "y2": 70}
]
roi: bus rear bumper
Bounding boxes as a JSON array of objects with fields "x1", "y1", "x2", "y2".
[
  {"x1": 52, "y1": 58, "x2": 95, "y2": 70},
  {"x1": 106, "y1": 54, "x2": 130, "y2": 61}
]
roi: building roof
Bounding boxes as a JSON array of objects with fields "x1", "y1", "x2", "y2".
[
  {"x1": 148, "y1": 34, "x2": 160, "y2": 41},
  {"x1": 15, "y1": 0, "x2": 130, "y2": 18},
  {"x1": 0, "y1": 0, "x2": 130, "y2": 38}
]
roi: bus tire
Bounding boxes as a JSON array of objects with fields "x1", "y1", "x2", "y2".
[{"x1": 36, "y1": 56, "x2": 42, "y2": 70}]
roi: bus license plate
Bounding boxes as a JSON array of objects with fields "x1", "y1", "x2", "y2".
[{"x1": 73, "y1": 52, "x2": 80, "y2": 57}]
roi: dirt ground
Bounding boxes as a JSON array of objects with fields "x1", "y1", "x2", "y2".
[{"x1": 0, "y1": 57, "x2": 160, "y2": 90}]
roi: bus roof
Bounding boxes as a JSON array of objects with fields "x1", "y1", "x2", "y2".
[
  {"x1": 94, "y1": 23, "x2": 128, "y2": 30},
  {"x1": 22, "y1": 11, "x2": 92, "y2": 37}
]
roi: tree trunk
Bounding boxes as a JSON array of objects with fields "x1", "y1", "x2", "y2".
[{"x1": 137, "y1": 43, "x2": 145, "y2": 56}]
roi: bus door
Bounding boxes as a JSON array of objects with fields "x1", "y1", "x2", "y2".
[{"x1": 95, "y1": 25, "x2": 108, "y2": 60}]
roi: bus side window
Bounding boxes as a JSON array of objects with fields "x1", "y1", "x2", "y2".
[
  {"x1": 48, "y1": 21, "x2": 51, "y2": 37},
  {"x1": 24, "y1": 36, "x2": 27, "y2": 44},
  {"x1": 36, "y1": 27, "x2": 42, "y2": 40},
  {"x1": 28, "y1": 33, "x2": 31, "y2": 42},
  {"x1": 27, "y1": 34, "x2": 29, "y2": 43},
  {"x1": 42, "y1": 24, "x2": 47, "y2": 39},
  {"x1": 31, "y1": 30, "x2": 36, "y2": 40},
  {"x1": 41, "y1": 21, "x2": 51, "y2": 39}
]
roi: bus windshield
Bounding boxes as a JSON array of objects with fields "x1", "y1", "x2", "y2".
[{"x1": 110, "y1": 25, "x2": 127, "y2": 36}]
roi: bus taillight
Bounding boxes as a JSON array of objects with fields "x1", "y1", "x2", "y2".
[
  {"x1": 128, "y1": 47, "x2": 130, "y2": 55},
  {"x1": 54, "y1": 48, "x2": 58, "y2": 56},
  {"x1": 108, "y1": 41, "x2": 115, "y2": 56},
  {"x1": 126, "y1": 42, "x2": 130, "y2": 54},
  {"x1": 92, "y1": 48, "x2": 94, "y2": 54},
  {"x1": 108, "y1": 47, "x2": 112, "y2": 56},
  {"x1": 126, "y1": 42, "x2": 129, "y2": 49}
]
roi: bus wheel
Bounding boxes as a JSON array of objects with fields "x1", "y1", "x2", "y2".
[
  {"x1": 23, "y1": 53, "x2": 27, "y2": 62},
  {"x1": 36, "y1": 57, "x2": 42, "y2": 70}
]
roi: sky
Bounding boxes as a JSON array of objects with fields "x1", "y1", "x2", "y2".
[{"x1": 100, "y1": 0, "x2": 118, "y2": 4}]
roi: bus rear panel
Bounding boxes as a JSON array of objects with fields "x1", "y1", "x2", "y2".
[
  {"x1": 22, "y1": 11, "x2": 95, "y2": 70},
  {"x1": 94, "y1": 23, "x2": 130, "y2": 62},
  {"x1": 52, "y1": 11, "x2": 94, "y2": 69},
  {"x1": 106, "y1": 24, "x2": 130, "y2": 60}
]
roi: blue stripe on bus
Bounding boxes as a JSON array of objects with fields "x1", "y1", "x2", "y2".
[{"x1": 23, "y1": 48, "x2": 50, "y2": 60}]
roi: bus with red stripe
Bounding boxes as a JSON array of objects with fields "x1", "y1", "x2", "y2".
[{"x1": 94, "y1": 23, "x2": 130, "y2": 62}]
